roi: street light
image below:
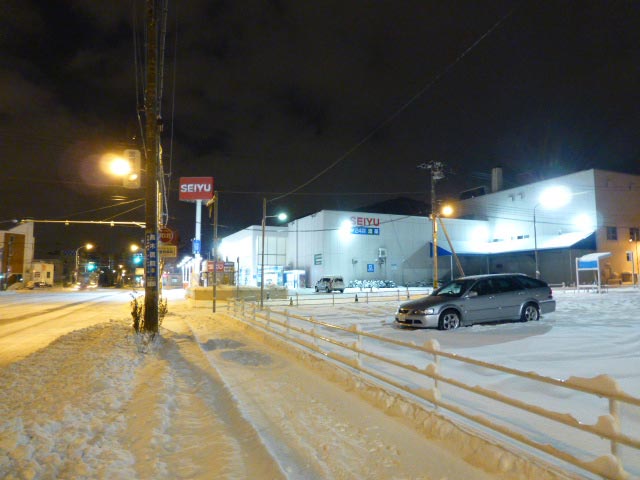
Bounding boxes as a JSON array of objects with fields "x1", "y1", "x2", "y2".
[
  {"x1": 75, "y1": 243, "x2": 94, "y2": 284},
  {"x1": 533, "y1": 186, "x2": 572, "y2": 279},
  {"x1": 102, "y1": 151, "x2": 141, "y2": 189},
  {"x1": 260, "y1": 198, "x2": 287, "y2": 309}
]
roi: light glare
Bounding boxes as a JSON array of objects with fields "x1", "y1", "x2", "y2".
[
  {"x1": 539, "y1": 185, "x2": 572, "y2": 209},
  {"x1": 441, "y1": 205, "x2": 454, "y2": 217},
  {"x1": 108, "y1": 156, "x2": 132, "y2": 176}
]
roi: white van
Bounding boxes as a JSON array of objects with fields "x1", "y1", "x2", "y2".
[{"x1": 315, "y1": 276, "x2": 345, "y2": 293}]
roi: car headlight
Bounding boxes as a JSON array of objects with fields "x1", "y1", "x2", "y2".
[{"x1": 412, "y1": 308, "x2": 434, "y2": 315}]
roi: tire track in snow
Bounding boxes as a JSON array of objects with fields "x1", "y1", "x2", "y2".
[{"x1": 122, "y1": 318, "x2": 285, "y2": 479}]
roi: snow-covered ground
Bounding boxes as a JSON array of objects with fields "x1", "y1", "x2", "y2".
[{"x1": 0, "y1": 287, "x2": 638, "y2": 479}]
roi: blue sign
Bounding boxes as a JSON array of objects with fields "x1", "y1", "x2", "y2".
[
  {"x1": 352, "y1": 226, "x2": 380, "y2": 236},
  {"x1": 367, "y1": 263, "x2": 375, "y2": 273},
  {"x1": 192, "y1": 239, "x2": 201, "y2": 255},
  {"x1": 145, "y1": 232, "x2": 158, "y2": 287}
]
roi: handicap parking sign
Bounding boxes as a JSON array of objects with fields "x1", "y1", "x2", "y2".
[{"x1": 367, "y1": 263, "x2": 375, "y2": 273}]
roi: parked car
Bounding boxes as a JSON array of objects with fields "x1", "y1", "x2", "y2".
[
  {"x1": 395, "y1": 273, "x2": 555, "y2": 330},
  {"x1": 315, "y1": 276, "x2": 345, "y2": 293}
]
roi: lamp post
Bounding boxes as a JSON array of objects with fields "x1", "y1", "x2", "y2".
[
  {"x1": 260, "y1": 197, "x2": 287, "y2": 309},
  {"x1": 533, "y1": 203, "x2": 541, "y2": 279},
  {"x1": 75, "y1": 243, "x2": 94, "y2": 284},
  {"x1": 418, "y1": 161, "x2": 444, "y2": 289}
]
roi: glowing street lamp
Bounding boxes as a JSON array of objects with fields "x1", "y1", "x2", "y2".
[
  {"x1": 75, "y1": 243, "x2": 94, "y2": 283},
  {"x1": 260, "y1": 198, "x2": 287, "y2": 309},
  {"x1": 101, "y1": 151, "x2": 141, "y2": 189},
  {"x1": 109, "y1": 156, "x2": 132, "y2": 176},
  {"x1": 534, "y1": 186, "x2": 572, "y2": 278}
]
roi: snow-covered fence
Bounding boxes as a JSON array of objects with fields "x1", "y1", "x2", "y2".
[
  {"x1": 260, "y1": 287, "x2": 431, "y2": 307},
  {"x1": 226, "y1": 299, "x2": 640, "y2": 480}
]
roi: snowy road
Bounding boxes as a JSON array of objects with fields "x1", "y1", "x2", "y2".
[
  {"x1": 0, "y1": 289, "x2": 506, "y2": 479},
  {"x1": 0, "y1": 289, "x2": 129, "y2": 367}
]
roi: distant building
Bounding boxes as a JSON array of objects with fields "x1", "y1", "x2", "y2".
[
  {"x1": 31, "y1": 261, "x2": 55, "y2": 286},
  {"x1": 216, "y1": 169, "x2": 640, "y2": 288},
  {"x1": 0, "y1": 222, "x2": 34, "y2": 289}
]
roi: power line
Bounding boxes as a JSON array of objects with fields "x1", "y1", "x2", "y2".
[{"x1": 270, "y1": 4, "x2": 519, "y2": 204}]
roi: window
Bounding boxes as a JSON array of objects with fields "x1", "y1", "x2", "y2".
[
  {"x1": 606, "y1": 226, "x2": 618, "y2": 241},
  {"x1": 471, "y1": 279, "x2": 493, "y2": 296},
  {"x1": 630, "y1": 227, "x2": 640, "y2": 242},
  {"x1": 493, "y1": 277, "x2": 520, "y2": 293},
  {"x1": 515, "y1": 275, "x2": 547, "y2": 289}
]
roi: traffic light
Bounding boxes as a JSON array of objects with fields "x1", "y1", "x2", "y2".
[{"x1": 123, "y1": 149, "x2": 141, "y2": 188}]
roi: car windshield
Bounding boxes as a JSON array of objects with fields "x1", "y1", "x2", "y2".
[{"x1": 432, "y1": 279, "x2": 475, "y2": 297}]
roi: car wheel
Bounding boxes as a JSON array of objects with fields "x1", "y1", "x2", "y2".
[
  {"x1": 339, "y1": 289, "x2": 344, "y2": 293},
  {"x1": 521, "y1": 303, "x2": 539, "y2": 322},
  {"x1": 438, "y1": 309, "x2": 460, "y2": 330}
]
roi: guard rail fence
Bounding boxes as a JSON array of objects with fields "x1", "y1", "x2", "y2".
[{"x1": 226, "y1": 298, "x2": 640, "y2": 480}]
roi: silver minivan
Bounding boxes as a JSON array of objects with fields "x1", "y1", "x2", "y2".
[{"x1": 395, "y1": 273, "x2": 555, "y2": 330}]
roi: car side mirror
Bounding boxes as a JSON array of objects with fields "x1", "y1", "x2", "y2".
[{"x1": 466, "y1": 291, "x2": 478, "y2": 298}]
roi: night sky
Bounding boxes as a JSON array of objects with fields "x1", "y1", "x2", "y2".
[{"x1": 1, "y1": 1, "x2": 639, "y2": 258}]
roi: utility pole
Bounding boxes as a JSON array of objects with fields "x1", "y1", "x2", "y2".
[
  {"x1": 418, "y1": 161, "x2": 444, "y2": 289},
  {"x1": 143, "y1": 0, "x2": 159, "y2": 333},
  {"x1": 206, "y1": 193, "x2": 219, "y2": 313}
]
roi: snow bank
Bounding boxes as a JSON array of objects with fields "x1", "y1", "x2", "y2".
[{"x1": 0, "y1": 321, "x2": 141, "y2": 479}]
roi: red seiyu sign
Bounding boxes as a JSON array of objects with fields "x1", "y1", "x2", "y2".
[
  {"x1": 179, "y1": 177, "x2": 214, "y2": 201},
  {"x1": 350, "y1": 216, "x2": 380, "y2": 226}
]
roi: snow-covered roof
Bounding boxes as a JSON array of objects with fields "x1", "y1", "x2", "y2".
[{"x1": 578, "y1": 252, "x2": 612, "y2": 262}]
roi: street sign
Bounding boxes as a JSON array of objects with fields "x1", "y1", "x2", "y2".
[
  {"x1": 192, "y1": 239, "x2": 201, "y2": 255},
  {"x1": 158, "y1": 245, "x2": 177, "y2": 258},
  {"x1": 145, "y1": 232, "x2": 158, "y2": 287},
  {"x1": 159, "y1": 227, "x2": 174, "y2": 244}
]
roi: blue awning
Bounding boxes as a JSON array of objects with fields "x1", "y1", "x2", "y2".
[{"x1": 429, "y1": 243, "x2": 452, "y2": 257}]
